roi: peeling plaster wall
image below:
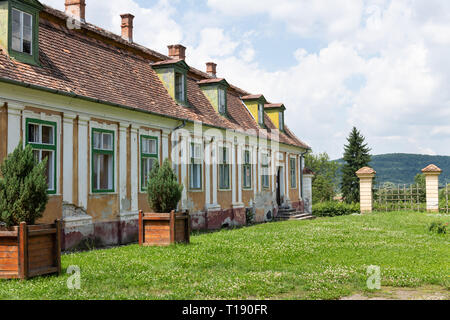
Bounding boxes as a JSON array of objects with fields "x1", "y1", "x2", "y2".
[{"x1": 87, "y1": 194, "x2": 119, "y2": 222}]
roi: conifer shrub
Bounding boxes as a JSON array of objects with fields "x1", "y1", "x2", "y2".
[
  {"x1": 146, "y1": 159, "x2": 183, "y2": 213},
  {"x1": 0, "y1": 143, "x2": 49, "y2": 227}
]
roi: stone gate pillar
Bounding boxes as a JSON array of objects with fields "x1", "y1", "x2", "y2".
[
  {"x1": 302, "y1": 167, "x2": 315, "y2": 213},
  {"x1": 356, "y1": 167, "x2": 376, "y2": 213},
  {"x1": 421, "y1": 164, "x2": 442, "y2": 213}
]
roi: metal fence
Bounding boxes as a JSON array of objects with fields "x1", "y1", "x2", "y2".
[
  {"x1": 373, "y1": 183, "x2": 426, "y2": 212},
  {"x1": 439, "y1": 183, "x2": 450, "y2": 214}
]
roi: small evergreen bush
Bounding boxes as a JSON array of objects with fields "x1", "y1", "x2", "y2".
[
  {"x1": 146, "y1": 159, "x2": 183, "y2": 213},
  {"x1": 428, "y1": 221, "x2": 448, "y2": 235},
  {"x1": 312, "y1": 201, "x2": 360, "y2": 217},
  {"x1": 0, "y1": 143, "x2": 49, "y2": 227}
]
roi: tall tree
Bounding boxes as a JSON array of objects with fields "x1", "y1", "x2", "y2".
[
  {"x1": 341, "y1": 127, "x2": 372, "y2": 203},
  {"x1": 305, "y1": 152, "x2": 340, "y2": 203}
]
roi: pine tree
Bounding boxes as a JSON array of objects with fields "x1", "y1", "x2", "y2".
[
  {"x1": 0, "y1": 142, "x2": 49, "y2": 227},
  {"x1": 341, "y1": 127, "x2": 372, "y2": 203},
  {"x1": 147, "y1": 159, "x2": 183, "y2": 213}
]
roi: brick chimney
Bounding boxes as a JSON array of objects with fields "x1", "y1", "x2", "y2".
[
  {"x1": 168, "y1": 44, "x2": 186, "y2": 60},
  {"x1": 206, "y1": 62, "x2": 217, "y2": 78},
  {"x1": 65, "y1": 0, "x2": 86, "y2": 21},
  {"x1": 120, "y1": 14, "x2": 134, "y2": 42}
]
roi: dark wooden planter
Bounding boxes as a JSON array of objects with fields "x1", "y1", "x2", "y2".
[
  {"x1": 0, "y1": 220, "x2": 61, "y2": 279},
  {"x1": 138, "y1": 210, "x2": 190, "y2": 246}
]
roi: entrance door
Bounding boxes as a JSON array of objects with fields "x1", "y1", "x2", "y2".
[{"x1": 276, "y1": 167, "x2": 282, "y2": 206}]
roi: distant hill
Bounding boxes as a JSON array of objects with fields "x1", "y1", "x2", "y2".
[{"x1": 335, "y1": 153, "x2": 450, "y2": 186}]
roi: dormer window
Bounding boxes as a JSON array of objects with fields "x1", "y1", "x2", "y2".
[
  {"x1": 12, "y1": 8, "x2": 33, "y2": 55},
  {"x1": 258, "y1": 103, "x2": 264, "y2": 125},
  {"x1": 198, "y1": 78, "x2": 230, "y2": 116},
  {"x1": 175, "y1": 72, "x2": 185, "y2": 102},
  {"x1": 152, "y1": 58, "x2": 189, "y2": 106},
  {"x1": 0, "y1": 0, "x2": 43, "y2": 66}
]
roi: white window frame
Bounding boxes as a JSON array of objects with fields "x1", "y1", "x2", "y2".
[
  {"x1": 261, "y1": 151, "x2": 270, "y2": 189},
  {"x1": 290, "y1": 156, "x2": 297, "y2": 189},
  {"x1": 189, "y1": 142, "x2": 203, "y2": 190},
  {"x1": 219, "y1": 145, "x2": 231, "y2": 190},
  {"x1": 243, "y1": 149, "x2": 252, "y2": 189},
  {"x1": 26, "y1": 119, "x2": 57, "y2": 194},
  {"x1": 140, "y1": 135, "x2": 159, "y2": 192},
  {"x1": 11, "y1": 8, "x2": 33, "y2": 55}
]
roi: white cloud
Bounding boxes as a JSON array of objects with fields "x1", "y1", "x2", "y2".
[{"x1": 40, "y1": 0, "x2": 450, "y2": 158}]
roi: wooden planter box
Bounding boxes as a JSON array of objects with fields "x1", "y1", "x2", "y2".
[
  {"x1": 139, "y1": 210, "x2": 190, "y2": 246},
  {"x1": 0, "y1": 220, "x2": 61, "y2": 279}
]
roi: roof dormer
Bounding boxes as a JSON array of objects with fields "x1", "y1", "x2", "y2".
[
  {"x1": 242, "y1": 94, "x2": 267, "y2": 127},
  {"x1": 198, "y1": 70, "x2": 230, "y2": 116},
  {"x1": 265, "y1": 103, "x2": 286, "y2": 131},
  {"x1": 152, "y1": 44, "x2": 189, "y2": 106},
  {"x1": 0, "y1": 0, "x2": 44, "y2": 66}
]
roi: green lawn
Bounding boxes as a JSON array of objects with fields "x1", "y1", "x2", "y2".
[{"x1": 1, "y1": 211, "x2": 449, "y2": 300}]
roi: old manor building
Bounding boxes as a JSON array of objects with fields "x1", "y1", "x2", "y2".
[{"x1": 0, "y1": 0, "x2": 312, "y2": 250}]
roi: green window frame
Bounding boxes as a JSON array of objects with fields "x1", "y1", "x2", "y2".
[
  {"x1": 25, "y1": 118, "x2": 57, "y2": 194},
  {"x1": 91, "y1": 128, "x2": 115, "y2": 193},
  {"x1": 189, "y1": 142, "x2": 202, "y2": 190},
  {"x1": 7, "y1": 0, "x2": 42, "y2": 66},
  {"x1": 243, "y1": 150, "x2": 252, "y2": 189},
  {"x1": 261, "y1": 152, "x2": 270, "y2": 189},
  {"x1": 290, "y1": 157, "x2": 297, "y2": 189},
  {"x1": 219, "y1": 146, "x2": 230, "y2": 190},
  {"x1": 140, "y1": 135, "x2": 159, "y2": 192}
]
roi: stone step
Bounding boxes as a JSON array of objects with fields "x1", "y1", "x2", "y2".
[
  {"x1": 275, "y1": 211, "x2": 316, "y2": 221},
  {"x1": 278, "y1": 208, "x2": 296, "y2": 214}
]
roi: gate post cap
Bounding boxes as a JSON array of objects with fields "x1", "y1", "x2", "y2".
[
  {"x1": 303, "y1": 167, "x2": 315, "y2": 175},
  {"x1": 356, "y1": 167, "x2": 376, "y2": 177},
  {"x1": 421, "y1": 164, "x2": 442, "y2": 174}
]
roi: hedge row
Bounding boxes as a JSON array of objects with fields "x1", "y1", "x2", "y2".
[{"x1": 312, "y1": 201, "x2": 360, "y2": 217}]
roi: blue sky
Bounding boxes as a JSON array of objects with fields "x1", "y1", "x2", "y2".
[{"x1": 42, "y1": 0, "x2": 450, "y2": 159}]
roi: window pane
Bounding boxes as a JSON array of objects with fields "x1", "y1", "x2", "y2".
[
  {"x1": 42, "y1": 150, "x2": 54, "y2": 189},
  {"x1": 93, "y1": 132, "x2": 101, "y2": 149},
  {"x1": 100, "y1": 154, "x2": 112, "y2": 190},
  {"x1": 102, "y1": 133, "x2": 113, "y2": 150},
  {"x1": 175, "y1": 73, "x2": 184, "y2": 101},
  {"x1": 94, "y1": 154, "x2": 113, "y2": 190},
  {"x1": 32, "y1": 149, "x2": 40, "y2": 163},
  {"x1": 28, "y1": 123, "x2": 39, "y2": 143},
  {"x1": 41, "y1": 125, "x2": 53, "y2": 144},
  {"x1": 11, "y1": 9, "x2": 21, "y2": 52},
  {"x1": 142, "y1": 157, "x2": 156, "y2": 187},
  {"x1": 22, "y1": 13, "x2": 32, "y2": 54},
  {"x1": 190, "y1": 164, "x2": 201, "y2": 189},
  {"x1": 218, "y1": 89, "x2": 226, "y2": 113}
]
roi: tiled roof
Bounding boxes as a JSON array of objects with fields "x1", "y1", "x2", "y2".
[
  {"x1": 265, "y1": 103, "x2": 285, "y2": 110},
  {"x1": 421, "y1": 164, "x2": 442, "y2": 173},
  {"x1": 241, "y1": 94, "x2": 265, "y2": 100},
  {"x1": 197, "y1": 78, "x2": 227, "y2": 85},
  {"x1": 356, "y1": 167, "x2": 376, "y2": 175},
  {"x1": 0, "y1": 5, "x2": 310, "y2": 150}
]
